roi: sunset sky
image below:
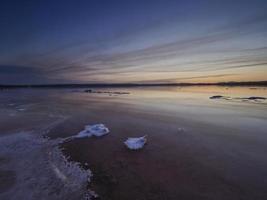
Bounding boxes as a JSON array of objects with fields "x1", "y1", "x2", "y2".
[{"x1": 0, "y1": 0, "x2": 267, "y2": 84}]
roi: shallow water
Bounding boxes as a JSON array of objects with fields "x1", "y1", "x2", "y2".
[{"x1": 0, "y1": 86, "x2": 267, "y2": 200}]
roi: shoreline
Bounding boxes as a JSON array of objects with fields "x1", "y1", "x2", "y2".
[
  {"x1": 1, "y1": 81, "x2": 267, "y2": 89},
  {"x1": 0, "y1": 120, "x2": 95, "y2": 200}
]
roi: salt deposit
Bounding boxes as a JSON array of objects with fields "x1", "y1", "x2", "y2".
[
  {"x1": 75, "y1": 124, "x2": 109, "y2": 138},
  {"x1": 124, "y1": 135, "x2": 147, "y2": 150},
  {"x1": 0, "y1": 131, "x2": 94, "y2": 200}
]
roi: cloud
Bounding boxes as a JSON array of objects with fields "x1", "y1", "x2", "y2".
[
  {"x1": 0, "y1": 65, "x2": 64, "y2": 84},
  {"x1": 1, "y1": 10, "x2": 267, "y2": 84}
]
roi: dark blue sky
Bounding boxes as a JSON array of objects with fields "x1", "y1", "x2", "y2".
[{"x1": 1, "y1": 0, "x2": 267, "y2": 84}]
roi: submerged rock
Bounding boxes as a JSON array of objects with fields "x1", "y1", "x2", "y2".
[
  {"x1": 210, "y1": 95, "x2": 266, "y2": 102},
  {"x1": 84, "y1": 89, "x2": 129, "y2": 95},
  {"x1": 237, "y1": 96, "x2": 266, "y2": 102},
  {"x1": 124, "y1": 135, "x2": 147, "y2": 150},
  {"x1": 209, "y1": 95, "x2": 224, "y2": 99},
  {"x1": 84, "y1": 89, "x2": 93, "y2": 93},
  {"x1": 246, "y1": 96, "x2": 266, "y2": 100}
]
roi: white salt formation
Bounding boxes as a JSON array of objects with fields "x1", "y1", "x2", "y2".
[
  {"x1": 0, "y1": 131, "x2": 94, "y2": 200},
  {"x1": 124, "y1": 135, "x2": 147, "y2": 150},
  {"x1": 76, "y1": 124, "x2": 109, "y2": 138}
]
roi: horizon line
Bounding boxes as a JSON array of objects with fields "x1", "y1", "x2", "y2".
[{"x1": 1, "y1": 81, "x2": 267, "y2": 88}]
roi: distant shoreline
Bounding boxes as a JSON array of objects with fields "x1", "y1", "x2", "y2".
[{"x1": 1, "y1": 81, "x2": 267, "y2": 89}]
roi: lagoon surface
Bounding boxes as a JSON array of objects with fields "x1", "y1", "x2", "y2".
[{"x1": 0, "y1": 86, "x2": 267, "y2": 200}]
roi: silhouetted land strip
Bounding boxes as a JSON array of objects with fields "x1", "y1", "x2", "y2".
[
  {"x1": 1, "y1": 81, "x2": 267, "y2": 89},
  {"x1": 209, "y1": 95, "x2": 266, "y2": 101}
]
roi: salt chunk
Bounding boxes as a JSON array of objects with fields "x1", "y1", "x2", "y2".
[
  {"x1": 76, "y1": 124, "x2": 109, "y2": 138},
  {"x1": 124, "y1": 135, "x2": 147, "y2": 150}
]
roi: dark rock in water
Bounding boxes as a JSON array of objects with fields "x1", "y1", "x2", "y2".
[
  {"x1": 112, "y1": 92, "x2": 130, "y2": 95},
  {"x1": 210, "y1": 95, "x2": 224, "y2": 99},
  {"x1": 84, "y1": 89, "x2": 93, "y2": 93},
  {"x1": 246, "y1": 96, "x2": 266, "y2": 100},
  {"x1": 210, "y1": 95, "x2": 266, "y2": 102},
  {"x1": 236, "y1": 96, "x2": 267, "y2": 101},
  {"x1": 84, "y1": 89, "x2": 130, "y2": 95}
]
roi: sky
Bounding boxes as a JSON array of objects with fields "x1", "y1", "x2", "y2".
[{"x1": 0, "y1": 0, "x2": 267, "y2": 84}]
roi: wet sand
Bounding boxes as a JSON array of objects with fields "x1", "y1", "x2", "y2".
[{"x1": 1, "y1": 86, "x2": 267, "y2": 199}]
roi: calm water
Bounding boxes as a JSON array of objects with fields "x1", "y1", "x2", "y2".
[{"x1": 0, "y1": 86, "x2": 267, "y2": 200}]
